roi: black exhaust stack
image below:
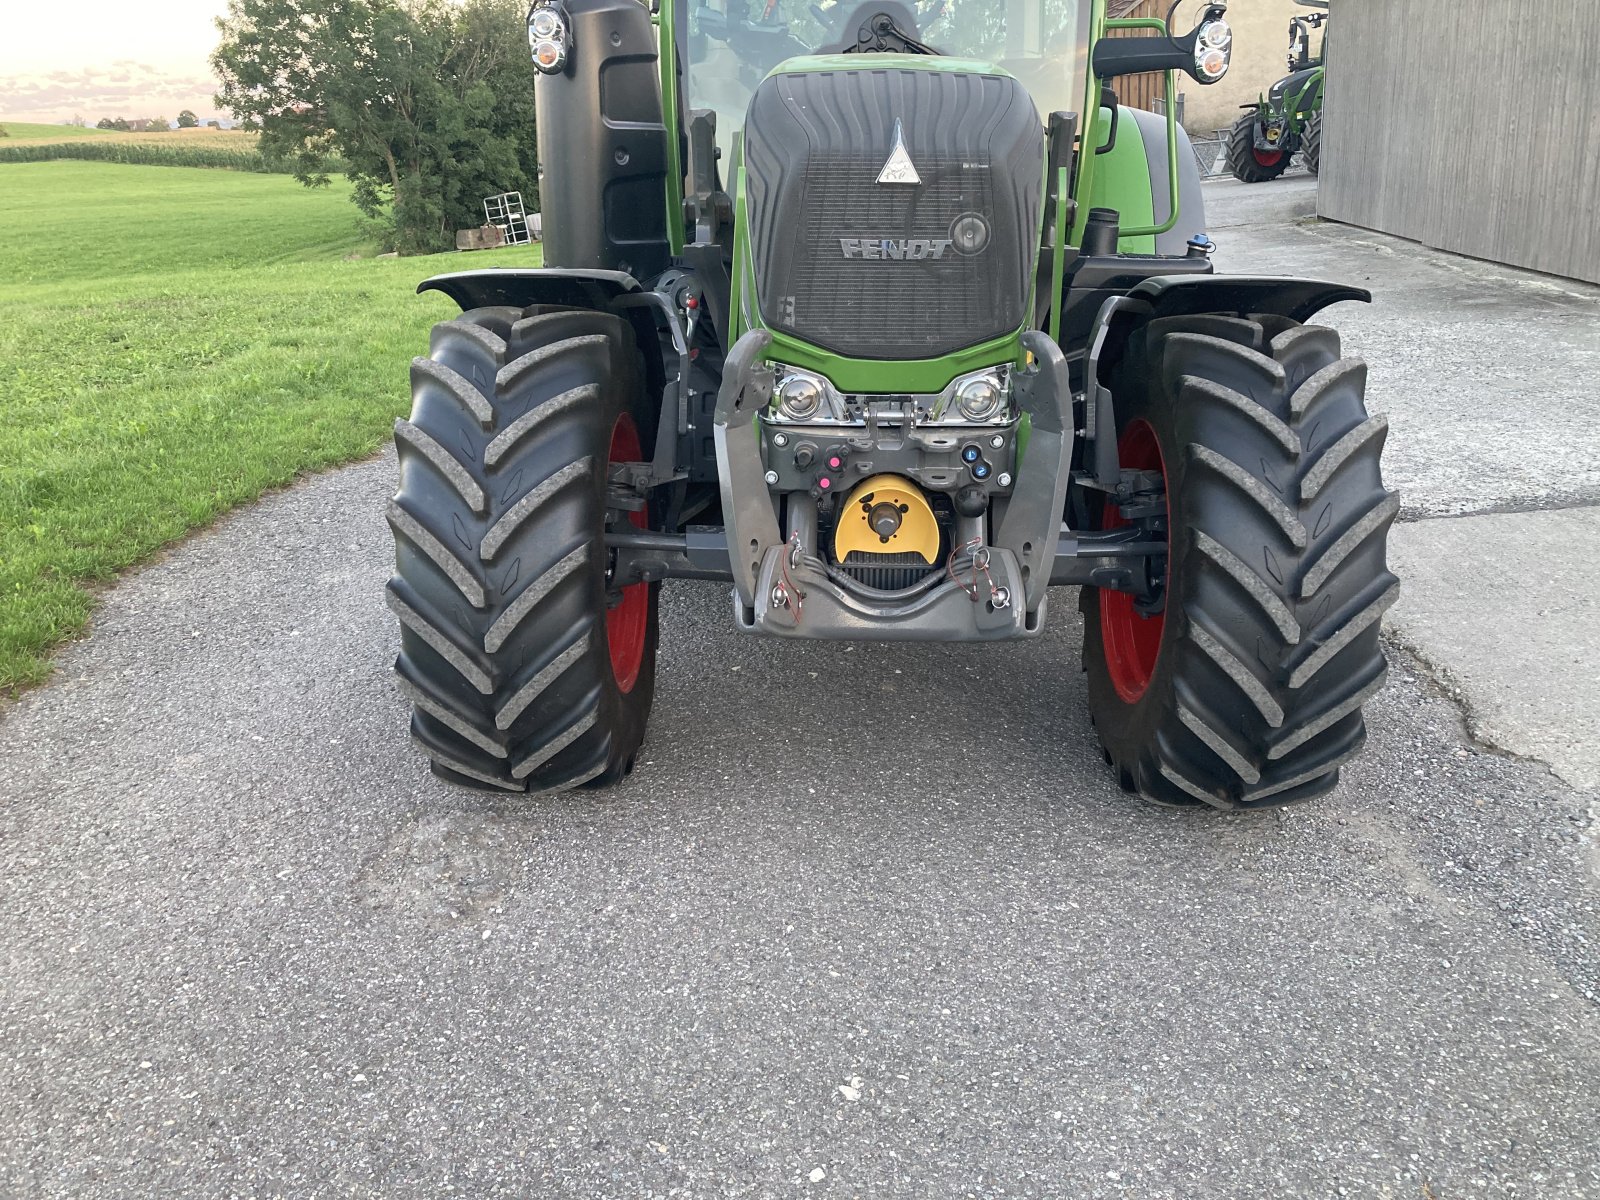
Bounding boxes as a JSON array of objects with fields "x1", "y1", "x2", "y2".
[{"x1": 533, "y1": 0, "x2": 671, "y2": 281}]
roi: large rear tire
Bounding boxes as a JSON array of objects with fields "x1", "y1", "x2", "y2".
[
  {"x1": 1226, "y1": 113, "x2": 1292, "y2": 183},
  {"x1": 386, "y1": 306, "x2": 659, "y2": 793},
  {"x1": 1082, "y1": 314, "x2": 1398, "y2": 809},
  {"x1": 1302, "y1": 112, "x2": 1323, "y2": 176}
]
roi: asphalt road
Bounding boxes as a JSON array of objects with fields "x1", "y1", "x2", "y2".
[
  {"x1": 1205, "y1": 177, "x2": 1600, "y2": 794},
  {"x1": 3, "y1": 184, "x2": 1600, "y2": 1198},
  {"x1": 1207, "y1": 176, "x2": 1600, "y2": 519}
]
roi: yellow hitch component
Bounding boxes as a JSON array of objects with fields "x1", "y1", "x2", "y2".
[{"x1": 834, "y1": 475, "x2": 940, "y2": 565}]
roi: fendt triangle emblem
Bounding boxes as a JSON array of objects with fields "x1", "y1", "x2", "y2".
[{"x1": 877, "y1": 119, "x2": 921, "y2": 185}]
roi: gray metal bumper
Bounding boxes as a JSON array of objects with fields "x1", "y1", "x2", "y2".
[
  {"x1": 738, "y1": 543, "x2": 1034, "y2": 640},
  {"x1": 712, "y1": 330, "x2": 1073, "y2": 642}
]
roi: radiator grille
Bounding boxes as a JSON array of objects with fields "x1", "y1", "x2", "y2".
[
  {"x1": 787, "y1": 155, "x2": 1004, "y2": 358},
  {"x1": 743, "y1": 67, "x2": 1044, "y2": 361}
]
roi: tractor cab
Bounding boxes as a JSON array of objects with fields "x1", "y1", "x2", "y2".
[
  {"x1": 1289, "y1": 0, "x2": 1328, "y2": 72},
  {"x1": 678, "y1": 0, "x2": 1091, "y2": 164}
]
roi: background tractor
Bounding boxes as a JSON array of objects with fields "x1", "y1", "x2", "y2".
[
  {"x1": 1227, "y1": 0, "x2": 1326, "y2": 182},
  {"x1": 385, "y1": 0, "x2": 1398, "y2": 809}
]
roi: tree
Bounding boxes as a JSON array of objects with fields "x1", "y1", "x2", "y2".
[
  {"x1": 145, "y1": 117, "x2": 169, "y2": 131},
  {"x1": 177, "y1": 110, "x2": 200, "y2": 128},
  {"x1": 96, "y1": 117, "x2": 131, "y2": 131},
  {"x1": 206, "y1": 120, "x2": 223, "y2": 129},
  {"x1": 213, "y1": 0, "x2": 538, "y2": 255}
]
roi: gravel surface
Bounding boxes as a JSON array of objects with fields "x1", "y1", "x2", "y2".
[
  {"x1": 5, "y1": 179, "x2": 1600, "y2": 1197},
  {"x1": 2, "y1": 451, "x2": 1598, "y2": 1198}
]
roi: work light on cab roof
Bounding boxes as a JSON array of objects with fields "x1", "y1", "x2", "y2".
[
  {"x1": 1194, "y1": 6, "x2": 1233, "y2": 82},
  {"x1": 527, "y1": 2, "x2": 568, "y2": 73}
]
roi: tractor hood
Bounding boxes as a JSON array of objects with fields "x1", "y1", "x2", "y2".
[
  {"x1": 1268, "y1": 65, "x2": 1323, "y2": 111},
  {"x1": 741, "y1": 57, "x2": 1045, "y2": 362}
]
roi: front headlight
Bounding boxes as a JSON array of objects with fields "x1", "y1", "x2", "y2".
[
  {"x1": 929, "y1": 367, "x2": 1010, "y2": 424},
  {"x1": 764, "y1": 364, "x2": 1011, "y2": 426},
  {"x1": 953, "y1": 375, "x2": 1004, "y2": 422},
  {"x1": 768, "y1": 367, "x2": 848, "y2": 423},
  {"x1": 776, "y1": 373, "x2": 825, "y2": 421}
]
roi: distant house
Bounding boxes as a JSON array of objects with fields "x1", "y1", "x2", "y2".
[{"x1": 126, "y1": 118, "x2": 168, "y2": 132}]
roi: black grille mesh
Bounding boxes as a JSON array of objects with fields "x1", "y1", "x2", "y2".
[
  {"x1": 744, "y1": 68, "x2": 1044, "y2": 361},
  {"x1": 790, "y1": 154, "x2": 1002, "y2": 357},
  {"x1": 838, "y1": 551, "x2": 940, "y2": 591}
]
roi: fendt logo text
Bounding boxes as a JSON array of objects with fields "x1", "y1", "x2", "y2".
[{"x1": 839, "y1": 237, "x2": 954, "y2": 261}]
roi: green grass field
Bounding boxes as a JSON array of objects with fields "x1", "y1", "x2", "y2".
[
  {"x1": 0, "y1": 160, "x2": 541, "y2": 691},
  {"x1": 0, "y1": 121, "x2": 108, "y2": 139}
]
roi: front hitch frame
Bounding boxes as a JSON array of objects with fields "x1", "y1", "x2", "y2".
[{"x1": 710, "y1": 328, "x2": 1071, "y2": 640}]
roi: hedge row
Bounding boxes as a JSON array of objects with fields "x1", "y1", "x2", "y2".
[{"x1": 0, "y1": 141, "x2": 346, "y2": 174}]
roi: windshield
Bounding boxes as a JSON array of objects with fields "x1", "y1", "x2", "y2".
[{"x1": 676, "y1": 0, "x2": 1090, "y2": 162}]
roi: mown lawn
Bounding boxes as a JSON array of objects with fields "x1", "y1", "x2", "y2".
[{"x1": 0, "y1": 160, "x2": 541, "y2": 691}]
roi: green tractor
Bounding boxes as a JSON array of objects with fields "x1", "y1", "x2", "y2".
[
  {"x1": 1227, "y1": 0, "x2": 1327, "y2": 182},
  {"x1": 386, "y1": 0, "x2": 1397, "y2": 809}
]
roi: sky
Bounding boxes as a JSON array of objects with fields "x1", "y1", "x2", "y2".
[{"x1": 0, "y1": 0, "x2": 232, "y2": 124}]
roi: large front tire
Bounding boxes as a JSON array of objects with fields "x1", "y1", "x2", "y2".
[
  {"x1": 1226, "y1": 113, "x2": 1292, "y2": 183},
  {"x1": 386, "y1": 306, "x2": 659, "y2": 793},
  {"x1": 1082, "y1": 314, "x2": 1398, "y2": 809}
]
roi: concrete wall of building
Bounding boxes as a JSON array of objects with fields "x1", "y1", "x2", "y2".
[
  {"x1": 1165, "y1": 0, "x2": 1304, "y2": 135},
  {"x1": 1319, "y1": 0, "x2": 1600, "y2": 285}
]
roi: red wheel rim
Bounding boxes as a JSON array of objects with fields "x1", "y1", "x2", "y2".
[
  {"x1": 1253, "y1": 146, "x2": 1285, "y2": 167},
  {"x1": 606, "y1": 414, "x2": 649, "y2": 693},
  {"x1": 1099, "y1": 419, "x2": 1168, "y2": 704}
]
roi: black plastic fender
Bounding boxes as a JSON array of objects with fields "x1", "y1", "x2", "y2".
[
  {"x1": 417, "y1": 267, "x2": 643, "y2": 313},
  {"x1": 417, "y1": 267, "x2": 687, "y2": 484},
  {"x1": 1083, "y1": 274, "x2": 1370, "y2": 490}
]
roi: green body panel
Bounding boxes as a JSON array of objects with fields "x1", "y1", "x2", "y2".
[
  {"x1": 1066, "y1": 2, "x2": 1114, "y2": 246},
  {"x1": 1298, "y1": 69, "x2": 1326, "y2": 113},
  {"x1": 1263, "y1": 68, "x2": 1325, "y2": 119},
  {"x1": 1083, "y1": 17, "x2": 1178, "y2": 242},
  {"x1": 666, "y1": 0, "x2": 1195, "y2": 393},
  {"x1": 1255, "y1": 65, "x2": 1325, "y2": 140},
  {"x1": 1084, "y1": 106, "x2": 1158, "y2": 255},
  {"x1": 728, "y1": 52, "x2": 1038, "y2": 393},
  {"x1": 762, "y1": 331, "x2": 1024, "y2": 394}
]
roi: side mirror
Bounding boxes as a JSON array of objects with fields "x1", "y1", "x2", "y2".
[{"x1": 1092, "y1": 3, "x2": 1233, "y2": 86}]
